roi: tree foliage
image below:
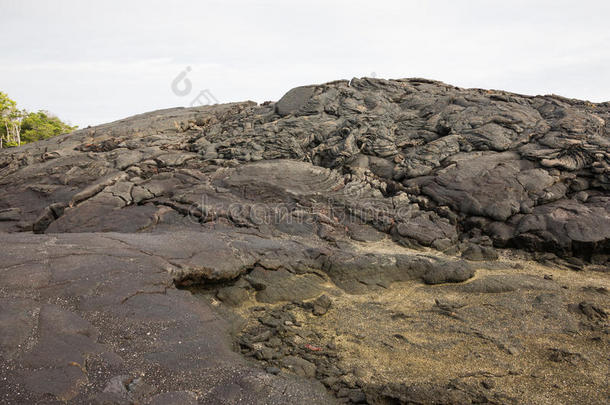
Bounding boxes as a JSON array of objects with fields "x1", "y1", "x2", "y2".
[
  {"x1": 0, "y1": 91, "x2": 76, "y2": 148},
  {"x1": 21, "y1": 111, "x2": 77, "y2": 144},
  {"x1": 0, "y1": 91, "x2": 21, "y2": 148}
]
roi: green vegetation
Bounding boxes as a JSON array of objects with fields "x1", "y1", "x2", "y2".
[{"x1": 0, "y1": 91, "x2": 77, "y2": 148}]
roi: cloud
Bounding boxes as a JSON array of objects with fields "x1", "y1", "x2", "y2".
[{"x1": 0, "y1": 0, "x2": 608, "y2": 127}]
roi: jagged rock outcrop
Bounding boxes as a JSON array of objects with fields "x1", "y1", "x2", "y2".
[
  {"x1": 0, "y1": 78, "x2": 608, "y2": 404},
  {"x1": 1, "y1": 78, "x2": 608, "y2": 258}
]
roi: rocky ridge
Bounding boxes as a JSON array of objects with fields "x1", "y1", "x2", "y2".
[{"x1": 0, "y1": 78, "x2": 608, "y2": 404}]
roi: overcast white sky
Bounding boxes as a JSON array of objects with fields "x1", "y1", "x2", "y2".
[{"x1": 1, "y1": 0, "x2": 609, "y2": 128}]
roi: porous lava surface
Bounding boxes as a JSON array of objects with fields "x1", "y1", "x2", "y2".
[{"x1": 0, "y1": 78, "x2": 608, "y2": 404}]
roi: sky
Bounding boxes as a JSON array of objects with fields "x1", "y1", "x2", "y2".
[{"x1": 1, "y1": 0, "x2": 609, "y2": 128}]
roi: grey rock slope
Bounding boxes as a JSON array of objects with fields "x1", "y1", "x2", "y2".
[
  {"x1": 0, "y1": 78, "x2": 608, "y2": 404},
  {"x1": 1, "y1": 78, "x2": 609, "y2": 257}
]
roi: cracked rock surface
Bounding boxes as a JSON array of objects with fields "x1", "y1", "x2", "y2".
[{"x1": 0, "y1": 78, "x2": 608, "y2": 404}]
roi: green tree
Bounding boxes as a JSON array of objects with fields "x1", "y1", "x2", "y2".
[
  {"x1": 20, "y1": 111, "x2": 77, "y2": 144},
  {"x1": 0, "y1": 91, "x2": 76, "y2": 148},
  {"x1": 0, "y1": 92, "x2": 21, "y2": 148}
]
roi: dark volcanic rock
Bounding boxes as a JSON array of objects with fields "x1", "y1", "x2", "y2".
[
  {"x1": 275, "y1": 85, "x2": 317, "y2": 117},
  {"x1": 2, "y1": 78, "x2": 608, "y2": 257},
  {"x1": 0, "y1": 77, "x2": 608, "y2": 404},
  {"x1": 422, "y1": 260, "x2": 474, "y2": 284},
  {"x1": 461, "y1": 243, "x2": 499, "y2": 261}
]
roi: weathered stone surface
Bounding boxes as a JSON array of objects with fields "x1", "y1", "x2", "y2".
[
  {"x1": 147, "y1": 391, "x2": 198, "y2": 405},
  {"x1": 0, "y1": 78, "x2": 608, "y2": 404},
  {"x1": 245, "y1": 267, "x2": 328, "y2": 303},
  {"x1": 0, "y1": 232, "x2": 338, "y2": 404},
  {"x1": 281, "y1": 355, "x2": 317, "y2": 378},
  {"x1": 2, "y1": 78, "x2": 607, "y2": 256},
  {"x1": 275, "y1": 85, "x2": 317, "y2": 117},
  {"x1": 421, "y1": 261, "x2": 474, "y2": 284}
]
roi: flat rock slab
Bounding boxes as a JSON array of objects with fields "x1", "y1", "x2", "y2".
[{"x1": 0, "y1": 232, "x2": 334, "y2": 404}]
